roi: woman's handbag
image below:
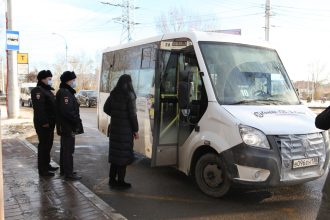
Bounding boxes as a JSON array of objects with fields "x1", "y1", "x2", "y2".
[{"x1": 315, "y1": 106, "x2": 330, "y2": 130}]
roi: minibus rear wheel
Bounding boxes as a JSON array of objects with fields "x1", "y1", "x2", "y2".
[{"x1": 195, "y1": 153, "x2": 231, "y2": 198}]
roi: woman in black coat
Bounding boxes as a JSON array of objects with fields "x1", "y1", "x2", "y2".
[{"x1": 103, "y1": 74, "x2": 139, "y2": 189}]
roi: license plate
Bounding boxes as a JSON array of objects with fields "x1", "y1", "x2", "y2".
[{"x1": 292, "y1": 157, "x2": 319, "y2": 169}]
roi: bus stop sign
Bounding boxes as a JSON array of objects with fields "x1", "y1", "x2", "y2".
[{"x1": 6, "y1": 30, "x2": 19, "y2": 51}]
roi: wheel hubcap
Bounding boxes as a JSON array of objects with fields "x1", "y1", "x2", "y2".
[{"x1": 203, "y1": 163, "x2": 223, "y2": 188}]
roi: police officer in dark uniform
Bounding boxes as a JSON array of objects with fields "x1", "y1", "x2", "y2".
[
  {"x1": 317, "y1": 172, "x2": 330, "y2": 220},
  {"x1": 56, "y1": 71, "x2": 84, "y2": 180},
  {"x1": 315, "y1": 107, "x2": 330, "y2": 219},
  {"x1": 31, "y1": 70, "x2": 59, "y2": 176}
]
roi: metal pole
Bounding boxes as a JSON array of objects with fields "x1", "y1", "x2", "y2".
[
  {"x1": 265, "y1": 0, "x2": 270, "y2": 41},
  {"x1": 0, "y1": 110, "x2": 4, "y2": 220},
  {"x1": 6, "y1": 0, "x2": 19, "y2": 118},
  {"x1": 127, "y1": 0, "x2": 131, "y2": 42},
  {"x1": 0, "y1": 57, "x2": 4, "y2": 94},
  {"x1": 52, "y1": 32, "x2": 68, "y2": 69}
]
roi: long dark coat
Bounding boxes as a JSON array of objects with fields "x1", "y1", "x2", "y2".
[{"x1": 103, "y1": 91, "x2": 138, "y2": 166}]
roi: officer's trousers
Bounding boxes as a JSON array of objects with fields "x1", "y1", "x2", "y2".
[
  {"x1": 317, "y1": 171, "x2": 330, "y2": 220},
  {"x1": 60, "y1": 135, "x2": 75, "y2": 176},
  {"x1": 36, "y1": 126, "x2": 54, "y2": 173}
]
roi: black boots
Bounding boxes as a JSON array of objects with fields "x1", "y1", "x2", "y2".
[
  {"x1": 109, "y1": 164, "x2": 130, "y2": 189},
  {"x1": 117, "y1": 181, "x2": 131, "y2": 189},
  {"x1": 48, "y1": 166, "x2": 59, "y2": 172},
  {"x1": 39, "y1": 171, "x2": 55, "y2": 177},
  {"x1": 109, "y1": 179, "x2": 131, "y2": 190},
  {"x1": 65, "y1": 173, "x2": 82, "y2": 181},
  {"x1": 109, "y1": 179, "x2": 118, "y2": 188},
  {"x1": 39, "y1": 165, "x2": 59, "y2": 177}
]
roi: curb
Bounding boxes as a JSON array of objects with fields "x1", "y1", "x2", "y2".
[{"x1": 18, "y1": 138, "x2": 127, "y2": 220}]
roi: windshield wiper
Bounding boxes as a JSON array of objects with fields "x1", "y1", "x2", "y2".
[
  {"x1": 229, "y1": 100, "x2": 259, "y2": 105},
  {"x1": 255, "y1": 98, "x2": 288, "y2": 105},
  {"x1": 228, "y1": 99, "x2": 288, "y2": 105}
]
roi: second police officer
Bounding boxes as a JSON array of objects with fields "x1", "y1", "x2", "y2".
[{"x1": 56, "y1": 71, "x2": 84, "y2": 180}]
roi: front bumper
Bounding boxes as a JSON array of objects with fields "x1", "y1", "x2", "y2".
[{"x1": 221, "y1": 132, "x2": 330, "y2": 187}]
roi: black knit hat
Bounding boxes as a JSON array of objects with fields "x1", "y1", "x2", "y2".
[
  {"x1": 37, "y1": 70, "x2": 52, "y2": 81},
  {"x1": 60, "y1": 71, "x2": 76, "y2": 82}
]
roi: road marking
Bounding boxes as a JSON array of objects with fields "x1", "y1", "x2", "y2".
[
  {"x1": 95, "y1": 190, "x2": 210, "y2": 204},
  {"x1": 93, "y1": 177, "x2": 109, "y2": 191},
  {"x1": 280, "y1": 207, "x2": 298, "y2": 219}
]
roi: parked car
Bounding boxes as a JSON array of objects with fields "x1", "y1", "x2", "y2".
[
  {"x1": 76, "y1": 90, "x2": 97, "y2": 107},
  {"x1": 20, "y1": 83, "x2": 37, "y2": 107}
]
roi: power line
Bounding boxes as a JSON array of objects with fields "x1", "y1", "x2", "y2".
[
  {"x1": 271, "y1": 3, "x2": 330, "y2": 13},
  {"x1": 101, "y1": 0, "x2": 139, "y2": 43},
  {"x1": 16, "y1": 11, "x2": 265, "y2": 34},
  {"x1": 208, "y1": 0, "x2": 263, "y2": 11}
]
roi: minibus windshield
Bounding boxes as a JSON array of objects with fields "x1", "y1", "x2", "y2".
[{"x1": 199, "y1": 42, "x2": 300, "y2": 105}]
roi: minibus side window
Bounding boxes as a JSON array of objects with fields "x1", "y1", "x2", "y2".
[
  {"x1": 100, "y1": 52, "x2": 114, "y2": 93},
  {"x1": 161, "y1": 53, "x2": 178, "y2": 95},
  {"x1": 158, "y1": 51, "x2": 179, "y2": 144}
]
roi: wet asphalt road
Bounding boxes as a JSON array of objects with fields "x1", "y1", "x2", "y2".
[{"x1": 26, "y1": 107, "x2": 327, "y2": 220}]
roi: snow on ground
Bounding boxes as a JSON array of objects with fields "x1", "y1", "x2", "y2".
[{"x1": 1, "y1": 104, "x2": 36, "y2": 139}]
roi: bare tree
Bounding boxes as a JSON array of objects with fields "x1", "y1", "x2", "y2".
[
  {"x1": 51, "y1": 54, "x2": 98, "y2": 91},
  {"x1": 68, "y1": 55, "x2": 97, "y2": 90},
  {"x1": 155, "y1": 7, "x2": 217, "y2": 34},
  {"x1": 308, "y1": 60, "x2": 327, "y2": 100},
  {"x1": 25, "y1": 68, "x2": 38, "y2": 82}
]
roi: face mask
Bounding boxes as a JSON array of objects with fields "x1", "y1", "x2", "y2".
[
  {"x1": 47, "y1": 79, "x2": 53, "y2": 86},
  {"x1": 71, "y1": 80, "x2": 77, "y2": 89}
]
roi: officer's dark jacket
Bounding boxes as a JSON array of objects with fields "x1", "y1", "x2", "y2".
[
  {"x1": 56, "y1": 82, "x2": 83, "y2": 136},
  {"x1": 103, "y1": 90, "x2": 138, "y2": 166},
  {"x1": 31, "y1": 82, "x2": 56, "y2": 129}
]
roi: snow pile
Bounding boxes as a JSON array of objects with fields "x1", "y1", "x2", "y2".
[{"x1": 1, "y1": 105, "x2": 36, "y2": 139}]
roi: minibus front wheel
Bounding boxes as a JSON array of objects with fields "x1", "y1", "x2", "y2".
[{"x1": 195, "y1": 153, "x2": 231, "y2": 198}]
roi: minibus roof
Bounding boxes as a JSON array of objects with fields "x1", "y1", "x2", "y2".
[{"x1": 102, "y1": 31, "x2": 273, "y2": 53}]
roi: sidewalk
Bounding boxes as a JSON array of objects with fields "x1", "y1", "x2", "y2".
[{"x1": 2, "y1": 137, "x2": 126, "y2": 220}]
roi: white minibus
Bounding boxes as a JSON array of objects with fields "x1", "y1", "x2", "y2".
[
  {"x1": 20, "y1": 82, "x2": 37, "y2": 107},
  {"x1": 98, "y1": 31, "x2": 329, "y2": 197}
]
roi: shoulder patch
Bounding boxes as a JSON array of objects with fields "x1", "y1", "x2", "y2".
[
  {"x1": 36, "y1": 93, "x2": 41, "y2": 100},
  {"x1": 64, "y1": 96, "x2": 69, "y2": 104}
]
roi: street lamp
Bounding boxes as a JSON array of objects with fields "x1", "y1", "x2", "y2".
[{"x1": 52, "y1": 32, "x2": 68, "y2": 69}]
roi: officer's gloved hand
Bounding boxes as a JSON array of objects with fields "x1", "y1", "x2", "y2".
[{"x1": 73, "y1": 118, "x2": 84, "y2": 135}]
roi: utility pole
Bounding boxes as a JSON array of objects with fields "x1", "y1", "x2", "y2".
[
  {"x1": 101, "y1": 0, "x2": 139, "y2": 43},
  {"x1": 0, "y1": 57, "x2": 4, "y2": 94},
  {"x1": 52, "y1": 32, "x2": 68, "y2": 69},
  {"x1": 265, "y1": 0, "x2": 270, "y2": 41},
  {"x1": 6, "y1": 0, "x2": 19, "y2": 118}
]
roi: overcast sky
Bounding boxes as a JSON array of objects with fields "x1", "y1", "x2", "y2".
[{"x1": 1, "y1": 0, "x2": 330, "y2": 81}]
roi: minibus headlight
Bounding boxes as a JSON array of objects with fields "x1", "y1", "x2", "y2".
[{"x1": 239, "y1": 125, "x2": 270, "y2": 149}]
